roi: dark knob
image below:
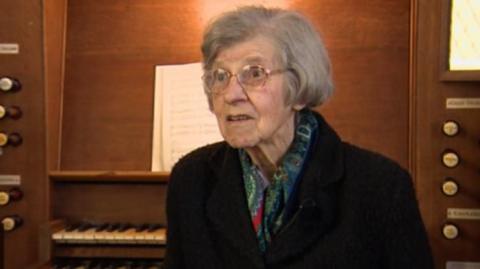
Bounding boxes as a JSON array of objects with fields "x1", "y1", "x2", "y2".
[
  {"x1": 0, "y1": 77, "x2": 21, "y2": 92},
  {"x1": 0, "y1": 105, "x2": 22, "y2": 120},
  {"x1": 9, "y1": 187, "x2": 23, "y2": 201},
  {"x1": 1, "y1": 215, "x2": 23, "y2": 231}
]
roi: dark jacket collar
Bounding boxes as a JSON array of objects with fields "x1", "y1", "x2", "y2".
[{"x1": 205, "y1": 111, "x2": 344, "y2": 267}]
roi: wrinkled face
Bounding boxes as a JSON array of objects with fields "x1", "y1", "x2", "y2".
[{"x1": 209, "y1": 36, "x2": 297, "y2": 149}]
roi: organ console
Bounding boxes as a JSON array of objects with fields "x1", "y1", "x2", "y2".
[
  {"x1": 0, "y1": 1, "x2": 476, "y2": 268},
  {"x1": 0, "y1": 105, "x2": 22, "y2": 120},
  {"x1": 0, "y1": 132, "x2": 23, "y2": 147},
  {"x1": 0, "y1": 77, "x2": 21, "y2": 92}
]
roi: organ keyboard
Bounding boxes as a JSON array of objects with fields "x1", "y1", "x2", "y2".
[
  {"x1": 52, "y1": 222, "x2": 166, "y2": 245},
  {"x1": 52, "y1": 258, "x2": 163, "y2": 269},
  {"x1": 45, "y1": 171, "x2": 170, "y2": 267}
]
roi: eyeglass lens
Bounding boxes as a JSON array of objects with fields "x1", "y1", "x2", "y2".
[{"x1": 207, "y1": 65, "x2": 268, "y2": 92}]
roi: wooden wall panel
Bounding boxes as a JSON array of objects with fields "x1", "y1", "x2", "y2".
[
  {"x1": 52, "y1": 182, "x2": 167, "y2": 224},
  {"x1": 61, "y1": 0, "x2": 204, "y2": 170},
  {"x1": 61, "y1": 0, "x2": 410, "y2": 171},
  {"x1": 297, "y1": 1, "x2": 410, "y2": 167},
  {"x1": 0, "y1": 1, "x2": 47, "y2": 268},
  {"x1": 44, "y1": 0, "x2": 67, "y2": 171}
]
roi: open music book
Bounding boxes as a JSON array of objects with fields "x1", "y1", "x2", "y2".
[{"x1": 151, "y1": 63, "x2": 223, "y2": 172}]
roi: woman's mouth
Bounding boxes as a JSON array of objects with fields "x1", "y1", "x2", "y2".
[{"x1": 226, "y1": 115, "x2": 252, "y2": 121}]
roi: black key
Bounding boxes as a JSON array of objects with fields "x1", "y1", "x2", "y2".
[
  {"x1": 135, "y1": 223, "x2": 149, "y2": 232},
  {"x1": 77, "y1": 222, "x2": 94, "y2": 232},
  {"x1": 94, "y1": 223, "x2": 109, "y2": 232},
  {"x1": 65, "y1": 223, "x2": 82, "y2": 232},
  {"x1": 106, "y1": 223, "x2": 121, "y2": 232},
  {"x1": 117, "y1": 223, "x2": 133, "y2": 232},
  {"x1": 89, "y1": 260, "x2": 103, "y2": 269},
  {"x1": 146, "y1": 224, "x2": 163, "y2": 233}
]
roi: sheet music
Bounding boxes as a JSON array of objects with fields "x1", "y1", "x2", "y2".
[{"x1": 152, "y1": 63, "x2": 223, "y2": 171}]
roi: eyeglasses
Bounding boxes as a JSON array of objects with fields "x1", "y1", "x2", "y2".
[{"x1": 202, "y1": 65, "x2": 288, "y2": 94}]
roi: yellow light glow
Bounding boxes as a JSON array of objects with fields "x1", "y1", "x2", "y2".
[
  {"x1": 449, "y1": 0, "x2": 480, "y2": 70},
  {"x1": 198, "y1": 0, "x2": 289, "y2": 26}
]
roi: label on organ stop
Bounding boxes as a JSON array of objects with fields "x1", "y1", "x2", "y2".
[{"x1": 447, "y1": 208, "x2": 480, "y2": 220}]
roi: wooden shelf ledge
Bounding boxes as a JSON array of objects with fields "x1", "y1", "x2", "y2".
[
  {"x1": 54, "y1": 244, "x2": 166, "y2": 259},
  {"x1": 49, "y1": 171, "x2": 169, "y2": 183}
]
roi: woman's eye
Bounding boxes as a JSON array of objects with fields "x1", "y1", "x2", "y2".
[
  {"x1": 215, "y1": 71, "x2": 228, "y2": 82},
  {"x1": 248, "y1": 67, "x2": 264, "y2": 79}
]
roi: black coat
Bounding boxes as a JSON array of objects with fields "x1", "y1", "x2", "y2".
[{"x1": 164, "y1": 112, "x2": 434, "y2": 269}]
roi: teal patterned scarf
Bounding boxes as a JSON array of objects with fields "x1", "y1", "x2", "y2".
[{"x1": 239, "y1": 109, "x2": 318, "y2": 253}]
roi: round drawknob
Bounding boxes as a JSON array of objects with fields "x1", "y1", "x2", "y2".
[
  {"x1": 442, "y1": 120, "x2": 460, "y2": 137},
  {"x1": 442, "y1": 223, "x2": 459, "y2": 239},
  {"x1": 0, "y1": 77, "x2": 21, "y2": 92},
  {"x1": 0, "y1": 192, "x2": 9, "y2": 206},
  {"x1": 442, "y1": 150, "x2": 460, "y2": 168},
  {"x1": 0, "y1": 105, "x2": 22, "y2": 120},
  {"x1": 442, "y1": 179, "x2": 459, "y2": 196},
  {"x1": 2, "y1": 215, "x2": 23, "y2": 231},
  {"x1": 0, "y1": 132, "x2": 23, "y2": 147},
  {"x1": 0, "y1": 133, "x2": 7, "y2": 146}
]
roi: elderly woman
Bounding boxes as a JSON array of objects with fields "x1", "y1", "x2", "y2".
[{"x1": 164, "y1": 6, "x2": 433, "y2": 269}]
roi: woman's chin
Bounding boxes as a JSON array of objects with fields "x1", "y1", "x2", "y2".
[{"x1": 225, "y1": 137, "x2": 258, "y2": 149}]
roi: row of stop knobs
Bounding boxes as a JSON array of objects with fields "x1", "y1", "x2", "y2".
[
  {"x1": 440, "y1": 120, "x2": 467, "y2": 241},
  {"x1": 441, "y1": 120, "x2": 461, "y2": 198},
  {"x1": 0, "y1": 188, "x2": 23, "y2": 232},
  {"x1": 1, "y1": 76, "x2": 24, "y2": 233},
  {"x1": 1, "y1": 77, "x2": 23, "y2": 147}
]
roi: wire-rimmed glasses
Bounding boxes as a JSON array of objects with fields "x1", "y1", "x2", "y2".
[{"x1": 203, "y1": 64, "x2": 289, "y2": 95}]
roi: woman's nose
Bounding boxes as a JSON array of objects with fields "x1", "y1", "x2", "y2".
[{"x1": 222, "y1": 75, "x2": 248, "y2": 103}]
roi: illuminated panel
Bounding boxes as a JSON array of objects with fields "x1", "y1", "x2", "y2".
[
  {"x1": 199, "y1": 0, "x2": 289, "y2": 25},
  {"x1": 449, "y1": 0, "x2": 480, "y2": 70}
]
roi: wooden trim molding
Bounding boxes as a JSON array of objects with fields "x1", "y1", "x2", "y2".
[{"x1": 408, "y1": 0, "x2": 418, "y2": 179}]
